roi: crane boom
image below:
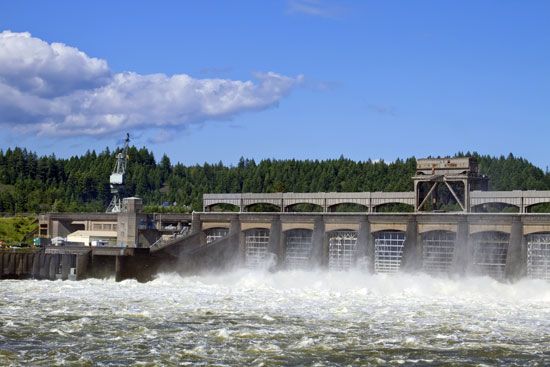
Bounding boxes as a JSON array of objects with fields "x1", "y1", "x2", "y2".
[{"x1": 106, "y1": 133, "x2": 130, "y2": 213}]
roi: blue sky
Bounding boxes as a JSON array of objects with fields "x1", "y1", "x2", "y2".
[{"x1": 0, "y1": 1, "x2": 549, "y2": 168}]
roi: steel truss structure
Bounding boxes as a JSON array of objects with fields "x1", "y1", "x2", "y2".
[
  {"x1": 245, "y1": 229, "x2": 270, "y2": 269},
  {"x1": 472, "y1": 231, "x2": 509, "y2": 279},
  {"x1": 374, "y1": 231, "x2": 406, "y2": 273},
  {"x1": 284, "y1": 229, "x2": 313, "y2": 270},
  {"x1": 328, "y1": 230, "x2": 358, "y2": 271},
  {"x1": 526, "y1": 233, "x2": 550, "y2": 280},
  {"x1": 422, "y1": 231, "x2": 456, "y2": 274}
]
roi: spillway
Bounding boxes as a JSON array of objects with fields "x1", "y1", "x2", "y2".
[
  {"x1": 527, "y1": 233, "x2": 550, "y2": 280},
  {"x1": 328, "y1": 230, "x2": 358, "y2": 271},
  {"x1": 373, "y1": 231, "x2": 406, "y2": 273},
  {"x1": 284, "y1": 229, "x2": 313, "y2": 270},
  {"x1": 244, "y1": 229, "x2": 270, "y2": 269}
]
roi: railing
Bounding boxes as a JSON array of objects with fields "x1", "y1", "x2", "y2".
[{"x1": 149, "y1": 227, "x2": 191, "y2": 252}]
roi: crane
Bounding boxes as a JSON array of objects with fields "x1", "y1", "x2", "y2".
[{"x1": 106, "y1": 133, "x2": 130, "y2": 213}]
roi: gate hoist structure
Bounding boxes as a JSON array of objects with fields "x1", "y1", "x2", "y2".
[{"x1": 106, "y1": 133, "x2": 130, "y2": 213}]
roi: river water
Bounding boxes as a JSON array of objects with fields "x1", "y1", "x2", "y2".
[{"x1": 1, "y1": 271, "x2": 549, "y2": 366}]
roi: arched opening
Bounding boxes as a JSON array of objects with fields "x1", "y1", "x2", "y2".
[
  {"x1": 205, "y1": 203, "x2": 240, "y2": 212},
  {"x1": 327, "y1": 203, "x2": 369, "y2": 213},
  {"x1": 421, "y1": 230, "x2": 456, "y2": 274},
  {"x1": 285, "y1": 203, "x2": 324, "y2": 213},
  {"x1": 471, "y1": 202, "x2": 520, "y2": 213},
  {"x1": 525, "y1": 203, "x2": 550, "y2": 213},
  {"x1": 327, "y1": 230, "x2": 358, "y2": 271},
  {"x1": 284, "y1": 229, "x2": 313, "y2": 269},
  {"x1": 204, "y1": 227, "x2": 229, "y2": 244},
  {"x1": 526, "y1": 232, "x2": 550, "y2": 280},
  {"x1": 373, "y1": 230, "x2": 406, "y2": 273},
  {"x1": 244, "y1": 203, "x2": 281, "y2": 212},
  {"x1": 471, "y1": 231, "x2": 510, "y2": 280},
  {"x1": 244, "y1": 228, "x2": 270, "y2": 269},
  {"x1": 373, "y1": 203, "x2": 414, "y2": 213}
]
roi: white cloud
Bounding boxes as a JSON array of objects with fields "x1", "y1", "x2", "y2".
[
  {"x1": 0, "y1": 31, "x2": 303, "y2": 138},
  {"x1": 287, "y1": 0, "x2": 345, "y2": 19}
]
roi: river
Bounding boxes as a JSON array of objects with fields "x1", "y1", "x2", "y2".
[{"x1": 1, "y1": 271, "x2": 549, "y2": 366}]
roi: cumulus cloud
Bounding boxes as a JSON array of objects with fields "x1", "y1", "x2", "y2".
[{"x1": 0, "y1": 31, "x2": 303, "y2": 137}]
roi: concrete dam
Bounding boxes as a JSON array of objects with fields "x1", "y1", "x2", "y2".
[{"x1": 8, "y1": 157, "x2": 550, "y2": 282}]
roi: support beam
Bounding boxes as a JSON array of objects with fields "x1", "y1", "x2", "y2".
[
  {"x1": 505, "y1": 218, "x2": 524, "y2": 280},
  {"x1": 311, "y1": 217, "x2": 325, "y2": 268},
  {"x1": 401, "y1": 217, "x2": 420, "y2": 271},
  {"x1": 417, "y1": 182, "x2": 438, "y2": 211},
  {"x1": 452, "y1": 217, "x2": 470, "y2": 274},
  {"x1": 115, "y1": 256, "x2": 125, "y2": 282},
  {"x1": 229, "y1": 217, "x2": 242, "y2": 266},
  {"x1": 357, "y1": 218, "x2": 372, "y2": 272},
  {"x1": 443, "y1": 180, "x2": 466, "y2": 211},
  {"x1": 267, "y1": 217, "x2": 283, "y2": 268},
  {"x1": 76, "y1": 254, "x2": 89, "y2": 280},
  {"x1": 61, "y1": 254, "x2": 71, "y2": 280}
]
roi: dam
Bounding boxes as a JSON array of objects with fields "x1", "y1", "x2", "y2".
[{"x1": 9, "y1": 157, "x2": 549, "y2": 282}]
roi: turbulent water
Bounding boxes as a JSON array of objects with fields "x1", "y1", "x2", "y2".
[{"x1": 1, "y1": 272, "x2": 549, "y2": 366}]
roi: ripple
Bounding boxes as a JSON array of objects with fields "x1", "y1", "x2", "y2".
[{"x1": 1, "y1": 271, "x2": 549, "y2": 365}]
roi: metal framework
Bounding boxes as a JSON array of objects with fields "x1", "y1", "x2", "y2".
[
  {"x1": 245, "y1": 229, "x2": 270, "y2": 269},
  {"x1": 107, "y1": 133, "x2": 130, "y2": 213},
  {"x1": 422, "y1": 231, "x2": 456, "y2": 274},
  {"x1": 526, "y1": 233, "x2": 550, "y2": 280},
  {"x1": 328, "y1": 230, "x2": 358, "y2": 271},
  {"x1": 413, "y1": 158, "x2": 488, "y2": 212},
  {"x1": 472, "y1": 231, "x2": 509, "y2": 279},
  {"x1": 284, "y1": 229, "x2": 313, "y2": 270},
  {"x1": 205, "y1": 228, "x2": 229, "y2": 244},
  {"x1": 374, "y1": 231, "x2": 406, "y2": 273}
]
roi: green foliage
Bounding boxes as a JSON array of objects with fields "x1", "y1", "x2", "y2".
[
  {"x1": 0, "y1": 147, "x2": 550, "y2": 213},
  {"x1": 0, "y1": 216, "x2": 38, "y2": 246},
  {"x1": 142, "y1": 205, "x2": 191, "y2": 214}
]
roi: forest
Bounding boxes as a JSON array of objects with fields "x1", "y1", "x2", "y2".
[{"x1": 0, "y1": 146, "x2": 549, "y2": 214}]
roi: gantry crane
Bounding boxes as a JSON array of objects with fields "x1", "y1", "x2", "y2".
[{"x1": 106, "y1": 133, "x2": 130, "y2": 213}]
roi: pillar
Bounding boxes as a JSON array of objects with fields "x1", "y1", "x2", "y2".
[
  {"x1": 505, "y1": 218, "x2": 524, "y2": 280},
  {"x1": 16, "y1": 254, "x2": 24, "y2": 276},
  {"x1": 61, "y1": 254, "x2": 72, "y2": 280},
  {"x1": 193, "y1": 213, "x2": 208, "y2": 246},
  {"x1": 31, "y1": 252, "x2": 41, "y2": 278},
  {"x1": 25, "y1": 253, "x2": 33, "y2": 275},
  {"x1": 401, "y1": 217, "x2": 420, "y2": 271},
  {"x1": 48, "y1": 255, "x2": 59, "y2": 280},
  {"x1": 356, "y1": 217, "x2": 372, "y2": 272},
  {"x1": 76, "y1": 253, "x2": 89, "y2": 280},
  {"x1": 310, "y1": 216, "x2": 325, "y2": 268},
  {"x1": 7, "y1": 253, "x2": 16, "y2": 275},
  {"x1": 229, "y1": 217, "x2": 242, "y2": 265},
  {"x1": 191, "y1": 213, "x2": 203, "y2": 238},
  {"x1": 267, "y1": 217, "x2": 283, "y2": 268},
  {"x1": 115, "y1": 256, "x2": 125, "y2": 282},
  {"x1": 452, "y1": 217, "x2": 470, "y2": 275}
]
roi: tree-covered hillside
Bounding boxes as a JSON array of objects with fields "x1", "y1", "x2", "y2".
[{"x1": 0, "y1": 147, "x2": 549, "y2": 213}]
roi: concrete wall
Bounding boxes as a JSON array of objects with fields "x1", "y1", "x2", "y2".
[{"x1": 173, "y1": 212, "x2": 550, "y2": 280}]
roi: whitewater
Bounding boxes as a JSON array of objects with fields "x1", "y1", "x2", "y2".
[{"x1": 1, "y1": 271, "x2": 549, "y2": 366}]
